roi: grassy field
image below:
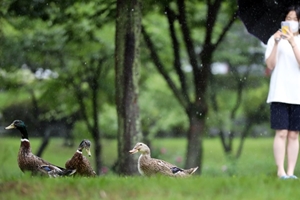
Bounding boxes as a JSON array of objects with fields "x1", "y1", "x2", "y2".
[{"x1": 1, "y1": 137, "x2": 300, "y2": 199}]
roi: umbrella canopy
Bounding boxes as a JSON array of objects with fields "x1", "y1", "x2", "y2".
[{"x1": 238, "y1": 0, "x2": 300, "y2": 44}]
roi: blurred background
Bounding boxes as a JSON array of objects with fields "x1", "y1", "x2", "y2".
[{"x1": 0, "y1": 0, "x2": 273, "y2": 177}]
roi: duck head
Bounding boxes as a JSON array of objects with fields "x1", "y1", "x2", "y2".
[
  {"x1": 5, "y1": 120, "x2": 28, "y2": 139},
  {"x1": 78, "y1": 139, "x2": 92, "y2": 157},
  {"x1": 129, "y1": 142, "x2": 150, "y2": 154},
  {"x1": 5, "y1": 120, "x2": 26, "y2": 129}
]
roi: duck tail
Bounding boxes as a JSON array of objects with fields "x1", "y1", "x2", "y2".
[
  {"x1": 59, "y1": 169, "x2": 77, "y2": 176},
  {"x1": 186, "y1": 166, "x2": 198, "y2": 175}
]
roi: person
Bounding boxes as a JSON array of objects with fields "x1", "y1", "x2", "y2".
[{"x1": 265, "y1": 5, "x2": 300, "y2": 179}]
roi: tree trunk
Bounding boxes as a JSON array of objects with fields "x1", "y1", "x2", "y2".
[
  {"x1": 115, "y1": 0, "x2": 142, "y2": 175},
  {"x1": 235, "y1": 120, "x2": 252, "y2": 159},
  {"x1": 91, "y1": 73, "x2": 102, "y2": 175},
  {"x1": 36, "y1": 128, "x2": 51, "y2": 157},
  {"x1": 185, "y1": 111, "x2": 205, "y2": 173},
  {"x1": 92, "y1": 126, "x2": 102, "y2": 175}
]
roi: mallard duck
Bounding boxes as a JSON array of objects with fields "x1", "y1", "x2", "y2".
[
  {"x1": 5, "y1": 120, "x2": 76, "y2": 177},
  {"x1": 65, "y1": 139, "x2": 96, "y2": 177},
  {"x1": 129, "y1": 142, "x2": 198, "y2": 177}
]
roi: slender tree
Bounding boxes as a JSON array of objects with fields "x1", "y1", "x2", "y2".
[{"x1": 142, "y1": 0, "x2": 237, "y2": 173}]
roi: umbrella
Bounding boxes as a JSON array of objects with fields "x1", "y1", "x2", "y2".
[{"x1": 238, "y1": 0, "x2": 300, "y2": 44}]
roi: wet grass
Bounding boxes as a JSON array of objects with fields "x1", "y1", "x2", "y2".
[
  {"x1": 1, "y1": 174, "x2": 300, "y2": 200},
  {"x1": 0, "y1": 137, "x2": 300, "y2": 199}
]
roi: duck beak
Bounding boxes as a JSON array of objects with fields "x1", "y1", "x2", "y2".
[
  {"x1": 129, "y1": 148, "x2": 138, "y2": 154},
  {"x1": 85, "y1": 148, "x2": 92, "y2": 157},
  {"x1": 5, "y1": 123, "x2": 15, "y2": 130}
]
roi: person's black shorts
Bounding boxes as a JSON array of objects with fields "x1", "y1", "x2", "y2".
[{"x1": 270, "y1": 102, "x2": 300, "y2": 131}]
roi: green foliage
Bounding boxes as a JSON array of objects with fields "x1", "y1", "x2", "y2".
[
  {"x1": 99, "y1": 104, "x2": 118, "y2": 138},
  {"x1": 214, "y1": 21, "x2": 264, "y2": 66},
  {"x1": 140, "y1": 74, "x2": 188, "y2": 138},
  {"x1": 142, "y1": 13, "x2": 175, "y2": 72},
  {"x1": 0, "y1": 0, "x2": 116, "y2": 131},
  {"x1": 73, "y1": 104, "x2": 118, "y2": 139},
  {"x1": 1, "y1": 0, "x2": 271, "y2": 159},
  {"x1": 243, "y1": 79, "x2": 270, "y2": 123},
  {"x1": 0, "y1": 0, "x2": 11, "y2": 15},
  {"x1": 206, "y1": 75, "x2": 270, "y2": 131}
]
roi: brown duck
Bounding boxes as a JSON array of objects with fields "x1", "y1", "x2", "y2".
[
  {"x1": 129, "y1": 142, "x2": 198, "y2": 177},
  {"x1": 65, "y1": 139, "x2": 96, "y2": 177},
  {"x1": 5, "y1": 120, "x2": 76, "y2": 177}
]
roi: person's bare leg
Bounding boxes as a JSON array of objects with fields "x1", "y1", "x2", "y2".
[
  {"x1": 273, "y1": 130, "x2": 288, "y2": 177},
  {"x1": 287, "y1": 131, "x2": 299, "y2": 176}
]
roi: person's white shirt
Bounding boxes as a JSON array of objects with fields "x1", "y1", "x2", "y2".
[{"x1": 265, "y1": 35, "x2": 300, "y2": 105}]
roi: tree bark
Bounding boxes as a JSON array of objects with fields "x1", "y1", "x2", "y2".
[
  {"x1": 115, "y1": 0, "x2": 142, "y2": 175},
  {"x1": 185, "y1": 110, "x2": 205, "y2": 172}
]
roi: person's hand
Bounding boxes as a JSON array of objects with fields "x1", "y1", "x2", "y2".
[
  {"x1": 273, "y1": 30, "x2": 281, "y2": 43},
  {"x1": 283, "y1": 28, "x2": 296, "y2": 47}
]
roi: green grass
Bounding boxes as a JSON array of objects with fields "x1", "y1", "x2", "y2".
[
  {"x1": 1, "y1": 174, "x2": 300, "y2": 200},
  {"x1": 1, "y1": 137, "x2": 300, "y2": 199}
]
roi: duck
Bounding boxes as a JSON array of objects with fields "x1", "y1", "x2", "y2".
[
  {"x1": 129, "y1": 142, "x2": 198, "y2": 177},
  {"x1": 65, "y1": 139, "x2": 96, "y2": 177},
  {"x1": 5, "y1": 120, "x2": 76, "y2": 177}
]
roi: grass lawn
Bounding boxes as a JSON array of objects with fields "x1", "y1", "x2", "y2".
[{"x1": 0, "y1": 137, "x2": 300, "y2": 199}]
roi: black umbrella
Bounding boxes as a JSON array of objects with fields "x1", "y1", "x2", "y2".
[{"x1": 238, "y1": 0, "x2": 300, "y2": 44}]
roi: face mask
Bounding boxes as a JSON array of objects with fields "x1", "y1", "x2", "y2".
[{"x1": 289, "y1": 21, "x2": 299, "y2": 33}]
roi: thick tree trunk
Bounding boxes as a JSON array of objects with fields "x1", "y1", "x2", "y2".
[
  {"x1": 115, "y1": 0, "x2": 142, "y2": 175},
  {"x1": 184, "y1": 53, "x2": 210, "y2": 173},
  {"x1": 185, "y1": 112, "x2": 205, "y2": 173}
]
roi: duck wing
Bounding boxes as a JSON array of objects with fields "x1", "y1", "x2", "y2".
[
  {"x1": 39, "y1": 165, "x2": 76, "y2": 177},
  {"x1": 146, "y1": 158, "x2": 197, "y2": 177},
  {"x1": 65, "y1": 153, "x2": 96, "y2": 177},
  {"x1": 146, "y1": 158, "x2": 178, "y2": 176},
  {"x1": 31, "y1": 154, "x2": 74, "y2": 177}
]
